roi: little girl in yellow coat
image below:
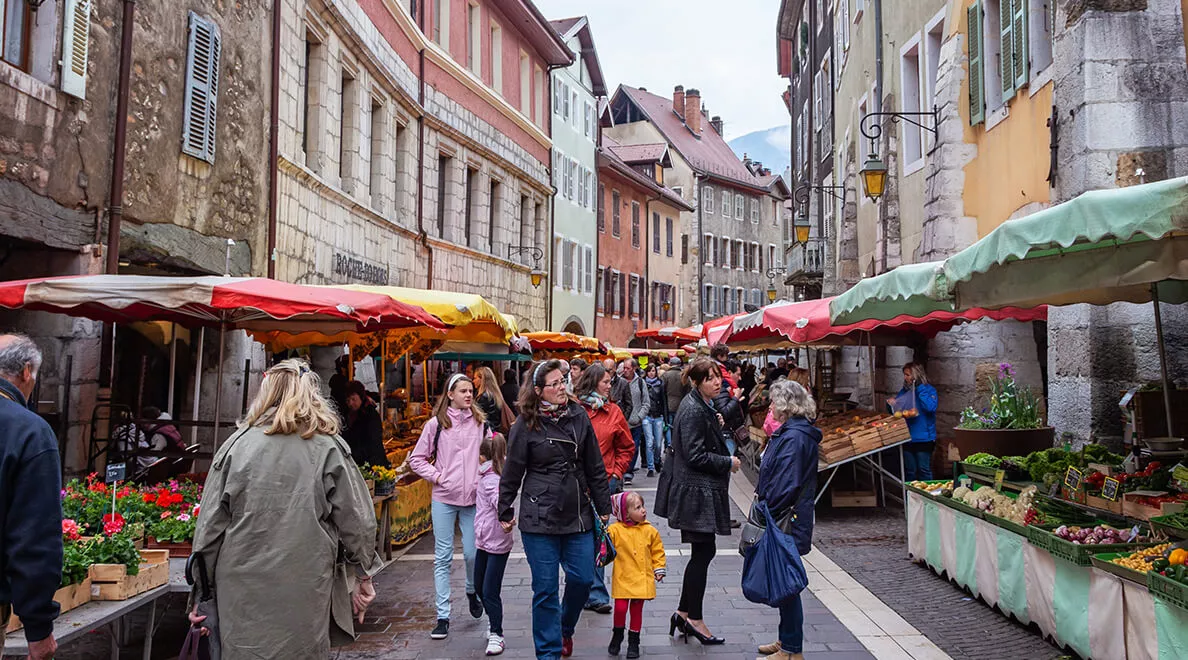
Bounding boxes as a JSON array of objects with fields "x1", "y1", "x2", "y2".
[{"x1": 606, "y1": 491, "x2": 666, "y2": 659}]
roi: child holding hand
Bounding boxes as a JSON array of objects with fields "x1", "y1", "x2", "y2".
[
  {"x1": 474, "y1": 433, "x2": 512, "y2": 656},
  {"x1": 606, "y1": 491, "x2": 667, "y2": 659}
]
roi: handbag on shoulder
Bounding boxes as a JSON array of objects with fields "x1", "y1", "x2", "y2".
[{"x1": 184, "y1": 554, "x2": 220, "y2": 660}]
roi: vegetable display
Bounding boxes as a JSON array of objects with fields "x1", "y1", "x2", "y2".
[
  {"x1": 1052, "y1": 524, "x2": 1146, "y2": 545},
  {"x1": 954, "y1": 485, "x2": 1039, "y2": 525},
  {"x1": 965, "y1": 453, "x2": 1002, "y2": 468},
  {"x1": 1110, "y1": 543, "x2": 1173, "y2": 572}
]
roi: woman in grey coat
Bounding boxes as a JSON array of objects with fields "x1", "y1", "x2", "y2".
[
  {"x1": 655, "y1": 357, "x2": 740, "y2": 646},
  {"x1": 189, "y1": 359, "x2": 382, "y2": 659}
]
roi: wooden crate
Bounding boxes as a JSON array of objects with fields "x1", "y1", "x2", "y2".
[
  {"x1": 832, "y1": 490, "x2": 878, "y2": 507},
  {"x1": 850, "y1": 428, "x2": 884, "y2": 455},
  {"x1": 89, "y1": 549, "x2": 170, "y2": 601},
  {"x1": 879, "y1": 419, "x2": 912, "y2": 445},
  {"x1": 1122, "y1": 493, "x2": 1187, "y2": 521},
  {"x1": 1085, "y1": 493, "x2": 1124, "y2": 515},
  {"x1": 5, "y1": 577, "x2": 93, "y2": 633}
]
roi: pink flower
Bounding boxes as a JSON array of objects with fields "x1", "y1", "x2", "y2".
[
  {"x1": 192, "y1": 504, "x2": 201, "y2": 517},
  {"x1": 177, "y1": 513, "x2": 191, "y2": 522},
  {"x1": 62, "y1": 519, "x2": 82, "y2": 541},
  {"x1": 161, "y1": 511, "x2": 173, "y2": 519}
]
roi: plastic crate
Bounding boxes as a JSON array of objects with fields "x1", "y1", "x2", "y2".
[
  {"x1": 960, "y1": 462, "x2": 1000, "y2": 478},
  {"x1": 935, "y1": 494, "x2": 986, "y2": 519},
  {"x1": 1026, "y1": 526, "x2": 1156, "y2": 567},
  {"x1": 906, "y1": 480, "x2": 951, "y2": 500},
  {"x1": 1147, "y1": 570, "x2": 1188, "y2": 612},
  {"x1": 1090, "y1": 552, "x2": 1149, "y2": 585},
  {"x1": 985, "y1": 513, "x2": 1030, "y2": 537},
  {"x1": 1150, "y1": 514, "x2": 1188, "y2": 540}
]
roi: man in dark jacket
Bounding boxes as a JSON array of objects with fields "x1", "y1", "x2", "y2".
[
  {"x1": 0, "y1": 334, "x2": 61, "y2": 660},
  {"x1": 342, "y1": 380, "x2": 389, "y2": 467},
  {"x1": 500, "y1": 368, "x2": 520, "y2": 416}
]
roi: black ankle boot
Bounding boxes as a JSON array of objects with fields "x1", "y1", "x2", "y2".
[
  {"x1": 607, "y1": 627, "x2": 625, "y2": 655},
  {"x1": 626, "y1": 631, "x2": 641, "y2": 659}
]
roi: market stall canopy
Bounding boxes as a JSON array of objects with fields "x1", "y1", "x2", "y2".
[
  {"x1": 725, "y1": 297, "x2": 1047, "y2": 349},
  {"x1": 703, "y1": 314, "x2": 739, "y2": 346},
  {"x1": 828, "y1": 261, "x2": 951, "y2": 325},
  {"x1": 635, "y1": 325, "x2": 702, "y2": 344},
  {"x1": 0, "y1": 275, "x2": 443, "y2": 334},
  {"x1": 342, "y1": 285, "x2": 518, "y2": 343},
  {"x1": 942, "y1": 176, "x2": 1188, "y2": 309},
  {"x1": 522, "y1": 331, "x2": 605, "y2": 354}
]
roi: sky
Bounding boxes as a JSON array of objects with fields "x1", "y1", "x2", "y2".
[{"x1": 534, "y1": 0, "x2": 790, "y2": 141}]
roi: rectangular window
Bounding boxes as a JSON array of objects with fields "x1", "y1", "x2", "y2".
[
  {"x1": 339, "y1": 69, "x2": 357, "y2": 187},
  {"x1": 652, "y1": 212, "x2": 661, "y2": 253},
  {"x1": 467, "y1": 3, "x2": 481, "y2": 75},
  {"x1": 631, "y1": 202, "x2": 641, "y2": 248},
  {"x1": 612, "y1": 190, "x2": 621, "y2": 236},
  {"x1": 553, "y1": 77, "x2": 563, "y2": 114},
  {"x1": 703, "y1": 233, "x2": 714, "y2": 266},
  {"x1": 565, "y1": 240, "x2": 578, "y2": 290},
  {"x1": 583, "y1": 102, "x2": 592, "y2": 138},
  {"x1": 562, "y1": 82, "x2": 570, "y2": 121},
  {"x1": 534, "y1": 65, "x2": 544, "y2": 125},
  {"x1": 596, "y1": 266, "x2": 605, "y2": 313},
  {"x1": 723, "y1": 286, "x2": 733, "y2": 315},
  {"x1": 736, "y1": 240, "x2": 745, "y2": 271},
  {"x1": 302, "y1": 36, "x2": 317, "y2": 158},
  {"x1": 737, "y1": 287, "x2": 746, "y2": 311},
  {"x1": 182, "y1": 12, "x2": 222, "y2": 164},
  {"x1": 681, "y1": 233, "x2": 688, "y2": 264},
  {"x1": 759, "y1": 242, "x2": 765, "y2": 272},
  {"x1": 583, "y1": 244, "x2": 594, "y2": 293},
  {"x1": 2, "y1": 0, "x2": 31, "y2": 71},
  {"x1": 721, "y1": 190, "x2": 731, "y2": 219},
  {"x1": 436, "y1": 154, "x2": 450, "y2": 237},
  {"x1": 900, "y1": 35, "x2": 924, "y2": 169},
  {"x1": 665, "y1": 217, "x2": 674, "y2": 257},
  {"x1": 769, "y1": 244, "x2": 777, "y2": 273},
  {"x1": 616, "y1": 271, "x2": 625, "y2": 317},
  {"x1": 519, "y1": 52, "x2": 530, "y2": 112},
  {"x1": 734, "y1": 194, "x2": 744, "y2": 220},
  {"x1": 1030, "y1": 0, "x2": 1053, "y2": 79},
  {"x1": 752, "y1": 242, "x2": 760, "y2": 272},
  {"x1": 571, "y1": 90, "x2": 579, "y2": 128},
  {"x1": 703, "y1": 186, "x2": 714, "y2": 214},
  {"x1": 751, "y1": 197, "x2": 760, "y2": 224},
  {"x1": 489, "y1": 22, "x2": 502, "y2": 93},
  {"x1": 393, "y1": 122, "x2": 408, "y2": 218},
  {"x1": 720, "y1": 237, "x2": 730, "y2": 269},
  {"x1": 464, "y1": 167, "x2": 478, "y2": 246},
  {"x1": 585, "y1": 170, "x2": 594, "y2": 209},
  {"x1": 433, "y1": 0, "x2": 449, "y2": 49},
  {"x1": 597, "y1": 183, "x2": 606, "y2": 232},
  {"x1": 702, "y1": 284, "x2": 714, "y2": 317},
  {"x1": 488, "y1": 179, "x2": 500, "y2": 253},
  {"x1": 629, "y1": 275, "x2": 640, "y2": 318},
  {"x1": 553, "y1": 236, "x2": 564, "y2": 288},
  {"x1": 983, "y1": 0, "x2": 1006, "y2": 113},
  {"x1": 368, "y1": 98, "x2": 384, "y2": 207},
  {"x1": 568, "y1": 159, "x2": 578, "y2": 200}
]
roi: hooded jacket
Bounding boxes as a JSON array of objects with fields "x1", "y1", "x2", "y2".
[
  {"x1": 408, "y1": 407, "x2": 487, "y2": 507},
  {"x1": 581, "y1": 399, "x2": 635, "y2": 481},
  {"x1": 474, "y1": 461, "x2": 513, "y2": 554},
  {"x1": 498, "y1": 401, "x2": 612, "y2": 535},
  {"x1": 758, "y1": 417, "x2": 821, "y2": 555}
]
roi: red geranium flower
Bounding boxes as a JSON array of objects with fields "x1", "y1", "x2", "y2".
[
  {"x1": 101, "y1": 512, "x2": 125, "y2": 536},
  {"x1": 143, "y1": 493, "x2": 157, "y2": 504},
  {"x1": 62, "y1": 519, "x2": 82, "y2": 541}
]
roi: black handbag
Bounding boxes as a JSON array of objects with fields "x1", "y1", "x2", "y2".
[
  {"x1": 185, "y1": 554, "x2": 220, "y2": 660},
  {"x1": 738, "y1": 497, "x2": 796, "y2": 555}
]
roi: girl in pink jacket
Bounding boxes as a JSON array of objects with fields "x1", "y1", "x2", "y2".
[
  {"x1": 408, "y1": 373, "x2": 491, "y2": 640},
  {"x1": 474, "y1": 433, "x2": 513, "y2": 655}
]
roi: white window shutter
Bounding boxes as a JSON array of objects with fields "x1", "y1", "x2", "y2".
[
  {"x1": 181, "y1": 12, "x2": 222, "y2": 164},
  {"x1": 60, "y1": 0, "x2": 92, "y2": 99}
]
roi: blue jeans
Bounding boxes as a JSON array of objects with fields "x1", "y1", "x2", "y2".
[
  {"x1": 641, "y1": 416, "x2": 665, "y2": 470},
  {"x1": 778, "y1": 593, "x2": 804, "y2": 652},
  {"x1": 903, "y1": 445, "x2": 934, "y2": 481},
  {"x1": 587, "y1": 563, "x2": 610, "y2": 607},
  {"x1": 664, "y1": 412, "x2": 674, "y2": 447},
  {"x1": 431, "y1": 501, "x2": 476, "y2": 620},
  {"x1": 625, "y1": 426, "x2": 644, "y2": 478},
  {"x1": 521, "y1": 531, "x2": 595, "y2": 659},
  {"x1": 475, "y1": 550, "x2": 509, "y2": 634}
]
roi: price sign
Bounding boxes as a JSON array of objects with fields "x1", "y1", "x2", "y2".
[
  {"x1": 1102, "y1": 477, "x2": 1122, "y2": 502},
  {"x1": 1064, "y1": 466, "x2": 1083, "y2": 492},
  {"x1": 994, "y1": 469, "x2": 1006, "y2": 492},
  {"x1": 105, "y1": 462, "x2": 126, "y2": 484}
]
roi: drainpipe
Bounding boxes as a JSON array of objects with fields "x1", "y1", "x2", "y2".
[
  {"x1": 696, "y1": 175, "x2": 705, "y2": 323},
  {"x1": 873, "y1": 0, "x2": 886, "y2": 274},
  {"x1": 643, "y1": 191, "x2": 661, "y2": 328},
  {"x1": 104, "y1": 0, "x2": 136, "y2": 276},
  {"x1": 416, "y1": 1, "x2": 431, "y2": 288},
  {"x1": 266, "y1": 0, "x2": 281, "y2": 279}
]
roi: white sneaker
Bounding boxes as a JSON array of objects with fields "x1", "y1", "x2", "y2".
[{"x1": 485, "y1": 632, "x2": 505, "y2": 656}]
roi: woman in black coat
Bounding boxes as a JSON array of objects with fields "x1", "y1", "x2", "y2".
[
  {"x1": 655, "y1": 357, "x2": 740, "y2": 645},
  {"x1": 754, "y1": 379, "x2": 820, "y2": 660},
  {"x1": 498, "y1": 359, "x2": 613, "y2": 659}
]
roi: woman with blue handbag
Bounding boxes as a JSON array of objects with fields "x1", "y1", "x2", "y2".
[{"x1": 750, "y1": 379, "x2": 820, "y2": 660}]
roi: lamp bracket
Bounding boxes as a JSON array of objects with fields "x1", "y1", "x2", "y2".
[
  {"x1": 793, "y1": 184, "x2": 847, "y2": 208},
  {"x1": 507, "y1": 245, "x2": 544, "y2": 264},
  {"x1": 860, "y1": 107, "x2": 940, "y2": 155}
]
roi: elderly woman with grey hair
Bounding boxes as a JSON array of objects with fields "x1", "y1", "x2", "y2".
[{"x1": 752, "y1": 380, "x2": 820, "y2": 660}]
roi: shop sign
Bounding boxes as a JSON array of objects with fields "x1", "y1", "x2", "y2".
[
  {"x1": 994, "y1": 469, "x2": 1006, "y2": 492},
  {"x1": 1102, "y1": 477, "x2": 1122, "y2": 502},
  {"x1": 333, "y1": 253, "x2": 389, "y2": 286},
  {"x1": 1064, "y1": 466, "x2": 1083, "y2": 491}
]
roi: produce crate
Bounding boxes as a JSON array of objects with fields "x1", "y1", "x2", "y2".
[
  {"x1": 5, "y1": 577, "x2": 92, "y2": 633},
  {"x1": 960, "y1": 462, "x2": 1000, "y2": 479},
  {"x1": 985, "y1": 513, "x2": 1030, "y2": 537},
  {"x1": 1150, "y1": 514, "x2": 1188, "y2": 540},
  {"x1": 1122, "y1": 494, "x2": 1187, "y2": 521},
  {"x1": 1085, "y1": 493, "x2": 1124, "y2": 516},
  {"x1": 1090, "y1": 553, "x2": 1150, "y2": 585},
  {"x1": 832, "y1": 489, "x2": 877, "y2": 507},
  {"x1": 849, "y1": 428, "x2": 884, "y2": 455},
  {"x1": 879, "y1": 419, "x2": 911, "y2": 446},
  {"x1": 89, "y1": 549, "x2": 170, "y2": 601},
  {"x1": 1026, "y1": 527, "x2": 1155, "y2": 567},
  {"x1": 935, "y1": 494, "x2": 985, "y2": 519},
  {"x1": 1147, "y1": 570, "x2": 1188, "y2": 612},
  {"x1": 906, "y1": 480, "x2": 951, "y2": 500}
]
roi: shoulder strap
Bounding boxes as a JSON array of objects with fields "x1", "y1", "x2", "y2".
[{"x1": 431, "y1": 422, "x2": 443, "y2": 464}]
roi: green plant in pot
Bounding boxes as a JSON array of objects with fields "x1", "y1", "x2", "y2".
[{"x1": 958, "y1": 363, "x2": 1044, "y2": 430}]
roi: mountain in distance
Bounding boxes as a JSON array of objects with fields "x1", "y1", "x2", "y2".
[{"x1": 728, "y1": 125, "x2": 790, "y2": 174}]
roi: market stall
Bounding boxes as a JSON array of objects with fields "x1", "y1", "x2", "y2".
[
  {"x1": 521, "y1": 331, "x2": 606, "y2": 360},
  {"x1": 634, "y1": 324, "x2": 703, "y2": 346}
]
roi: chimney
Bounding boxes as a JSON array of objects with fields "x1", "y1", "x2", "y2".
[
  {"x1": 710, "y1": 115, "x2": 723, "y2": 135},
  {"x1": 684, "y1": 88, "x2": 701, "y2": 136},
  {"x1": 673, "y1": 85, "x2": 685, "y2": 116},
  {"x1": 742, "y1": 152, "x2": 751, "y2": 166}
]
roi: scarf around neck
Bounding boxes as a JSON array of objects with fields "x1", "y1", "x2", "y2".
[
  {"x1": 539, "y1": 399, "x2": 568, "y2": 422},
  {"x1": 580, "y1": 392, "x2": 607, "y2": 410}
]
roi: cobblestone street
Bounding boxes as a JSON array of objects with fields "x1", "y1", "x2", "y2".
[{"x1": 811, "y1": 507, "x2": 1063, "y2": 660}]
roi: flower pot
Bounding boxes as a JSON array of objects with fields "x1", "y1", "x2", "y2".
[
  {"x1": 375, "y1": 480, "x2": 395, "y2": 497},
  {"x1": 145, "y1": 536, "x2": 194, "y2": 558},
  {"x1": 365, "y1": 479, "x2": 376, "y2": 498},
  {"x1": 952, "y1": 427, "x2": 1055, "y2": 461}
]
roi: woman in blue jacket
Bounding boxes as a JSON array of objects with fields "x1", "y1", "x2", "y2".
[
  {"x1": 754, "y1": 379, "x2": 820, "y2": 660},
  {"x1": 890, "y1": 362, "x2": 938, "y2": 481}
]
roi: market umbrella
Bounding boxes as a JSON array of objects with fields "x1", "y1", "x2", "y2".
[
  {"x1": 635, "y1": 325, "x2": 702, "y2": 344},
  {"x1": 342, "y1": 285, "x2": 518, "y2": 344},
  {"x1": 941, "y1": 176, "x2": 1188, "y2": 433},
  {"x1": 828, "y1": 261, "x2": 952, "y2": 325},
  {"x1": 522, "y1": 331, "x2": 603, "y2": 353},
  {"x1": 703, "y1": 314, "x2": 740, "y2": 346}
]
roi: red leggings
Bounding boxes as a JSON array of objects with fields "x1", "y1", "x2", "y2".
[{"x1": 613, "y1": 598, "x2": 645, "y2": 632}]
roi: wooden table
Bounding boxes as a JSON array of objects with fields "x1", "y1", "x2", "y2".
[
  {"x1": 4, "y1": 558, "x2": 188, "y2": 658},
  {"x1": 374, "y1": 492, "x2": 396, "y2": 561}
]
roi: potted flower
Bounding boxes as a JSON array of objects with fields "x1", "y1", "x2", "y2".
[
  {"x1": 359, "y1": 463, "x2": 377, "y2": 497},
  {"x1": 146, "y1": 505, "x2": 199, "y2": 557},
  {"x1": 371, "y1": 465, "x2": 398, "y2": 497},
  {"x1": 955, "y1": 362, "x2": 1055, "y2": 456}
]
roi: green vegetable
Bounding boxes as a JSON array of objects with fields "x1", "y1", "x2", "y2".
[
  {"x1": 966, "y1": 453, "x2": 1002, "y2": 468},
  {"x1": 1153, "y1": 558, "x2": 1170, "y2": 571}
]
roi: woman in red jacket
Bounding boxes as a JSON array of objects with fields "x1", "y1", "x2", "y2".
[{"x1": 574, "y1": 362, "x2": 635, "y2": 614}]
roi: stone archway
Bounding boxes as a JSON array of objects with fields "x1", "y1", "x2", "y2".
[{"x1": 561, "y1": 316, "x2": 586, "y2": 335}]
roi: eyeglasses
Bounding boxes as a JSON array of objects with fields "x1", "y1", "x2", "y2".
[{"x1": 543, "y1": 380, "x2": 566, "y2": 390}]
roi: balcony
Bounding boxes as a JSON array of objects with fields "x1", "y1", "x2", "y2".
[{"x1": 785, "y1": 237, "x2": 825, "y2": 300}]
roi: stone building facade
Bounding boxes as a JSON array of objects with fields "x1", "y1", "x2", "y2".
[{"x1": 274, "y1": 0, "x2": 571, "y2": 333}]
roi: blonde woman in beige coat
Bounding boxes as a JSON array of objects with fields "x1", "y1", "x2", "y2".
[{"x1": 189, "y1": 358, "x2": 382, "y2": 659}]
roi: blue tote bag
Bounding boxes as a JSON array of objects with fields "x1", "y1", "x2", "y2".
[{"x1": 741, "y1": 502, "x2": 808, "y2": 607}]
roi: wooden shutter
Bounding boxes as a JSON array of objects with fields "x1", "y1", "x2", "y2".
[
  {"x1": 999, "y1": 0, "x2": 1015, "y2": 102},
  {"x1": 60, "y1": 0, "x2": 91, "y2": 99},
  {"x1": 182, "y1": 12, "x2": 222, "y2": 164},
  {"x1": 1012, "y1": 0, "x2": 1029, "y2": 89},
  {"x1": 967, "y1": 2, "x2": 984, "y2": 125}
]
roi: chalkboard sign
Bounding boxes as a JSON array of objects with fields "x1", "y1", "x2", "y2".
[
  {"x1": 1064, "y1": 466, "x2": 1083, "y2": 492},
  {"x1": 1102, "y1": 477, "x2": 1122, "y2": 502},
  {"x1": 105, "y1": 462, "x2": 126, "y2": 484},
  {"x1": 994, "y1": 469, "x2": 1006, "y2": 492}
]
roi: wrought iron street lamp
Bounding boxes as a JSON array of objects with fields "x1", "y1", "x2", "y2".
[
  {"x1": 793, "y1": 184, "x2": 847, "y2": 223},
  {"x1": 765, "y1": 266, "x2": 788, "y2": 303},
  {"x1": 858, "y1": 107, "x2": 940, "y2": 203},
  {"x1": 793, "y1": 212, "x2": 812, "y2": 245},
  {"x1": 507, "y1": 245, "x2": 546, "y2": 288}
]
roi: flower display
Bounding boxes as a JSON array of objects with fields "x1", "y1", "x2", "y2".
[
  {"x1": 62, "y1": 518, "x2": 82, "y2": 541},
  {"x1": 958, "y1": 362, "x2": 1044, "y2": 430}
]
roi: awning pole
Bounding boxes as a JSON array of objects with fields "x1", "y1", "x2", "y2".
[
  {"x1": 166, "y1": 323, "x2": 177, "y2": 417},
  {"x1": 190, "y1": 327, "x2": 205, "y2": 446},
  {"x1": 213, "y1": 324, "x2": 226, "y2": 449},
  {"x1": 379, "y1": 336, "x2": 387, "y2": 420},
  {"x1": 1151, "y1": 283, "x2": 1175, "y2": 437}
]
